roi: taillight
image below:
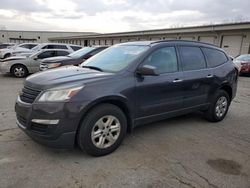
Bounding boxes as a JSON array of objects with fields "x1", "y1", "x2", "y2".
[{"x1": 241, "y1": 62, "x2": 250, "y2": 66}]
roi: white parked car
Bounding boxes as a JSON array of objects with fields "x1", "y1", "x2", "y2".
[
  {"x1": 0, "y1": 49, "x2": 70, "y2": 77},
  {"x1": 29, "y1": 43, "x2": 82, "y2": 53},
  {"x1": 0, "y1": 43, "x2": 38, "y2": 59}
]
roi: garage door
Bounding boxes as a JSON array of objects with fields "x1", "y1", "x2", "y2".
[
  {"x1": 221, "y1": 35, "x2": 243, "y2": 57},
  {"x1": 105, "y1": 39, "x2": 112, "y2": 45},
  {"x1": 113, "y1": 39, "x2": 120, "y2": 45},
  {"x1": 180, "y1": 36, "x2": 194, "y2": 41},
  {"x1": 199, "y1": 36, "x2": 216, "y2": 45},
  {"x1": 150, "y1": 37, "x2": 161, "y2": 41}
]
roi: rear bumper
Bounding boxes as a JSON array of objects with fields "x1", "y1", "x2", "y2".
[
  {"x1": 240, "y1": 66, "x2": 250, "y2": 73},
  {"x1": 15, "y1": 96, "x2": 90, "y2": 149}
]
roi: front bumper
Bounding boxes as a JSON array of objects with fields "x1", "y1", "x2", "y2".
[
  {"x1": 0, "y1": 63, "x2": 11, "y2": 74},
  {"x1": 15, "y1": 96, "x2": 90, "y2": 148}
]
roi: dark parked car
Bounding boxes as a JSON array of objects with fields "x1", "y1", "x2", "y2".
[
  {"x1": 15, "y1": 40, "x2": 238, "y2": 156},
  {"x1": 39, "y1": 46, "x2": 108, "y2": 71}
]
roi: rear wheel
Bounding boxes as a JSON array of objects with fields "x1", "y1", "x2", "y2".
[
  {"x1": 77, "y1": 104, "x2": 127, "y2": 156},
  {"x1": 11, "y1": 65, "x2": 28, "y2": 78},
  {"x1": 205, "y1": 90, "x2": 230, "y2": 122}
]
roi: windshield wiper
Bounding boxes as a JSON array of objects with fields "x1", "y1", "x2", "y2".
[{"x1": 82, "y1": 66, "x2": 103, "y2": 72}]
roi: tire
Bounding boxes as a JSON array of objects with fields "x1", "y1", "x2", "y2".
[
  {"x1": 4, "y1": 53, "x2": 10, "y2": 59},
  {"x1": 11, "y1": 64, "x2": 28, "y2": 78},
  {"x1": 205, "y1": 90, "x2": 230, "y2": 122},
  {"x1": 77, "y1": 103, "x2": 127, "y2": 156}
]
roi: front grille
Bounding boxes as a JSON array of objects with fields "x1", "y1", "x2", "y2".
[
  {"x1": 16, "y1": 114, "x2": 27, "y2": 127},
  {"x1": 20, "y1": 86, "x2": 41, "y2": 104},
  {"x1": 30, "y1": 123, "x2": 48, "y2": 134}
]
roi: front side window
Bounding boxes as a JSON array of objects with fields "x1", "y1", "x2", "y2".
[
  {"x1": 81, "y1": 45, "x2": 149, "y2": 72},
  {"x1": 142, "y1": 47, "x2": 178, "y2": 74},
  {"x1": 202, "y1": 47, "x2": 228, "y2": 67},
  {"x1": 179, "y1": 46, "x2": 206, "y2": 71},
  {"x1": 56, "y1": 51, "x2": 70, "y2": 56},
  {"x1": 19, "y1": 44, "x2": 30, "y2": 49},
  {"x1": 37, "y1": 51, "x2": 55, "y2": 59}
]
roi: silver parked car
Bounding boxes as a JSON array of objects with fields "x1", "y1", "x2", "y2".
[
  {"x1": 0, "y1": 43, "x2": 38, "y2": 59},
  {"x1": 0, "y1": 49, "x2": 70, "y2": 78}
]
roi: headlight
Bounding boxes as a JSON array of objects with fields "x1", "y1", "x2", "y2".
[
  {"x1": 47, "y1": 63, "x2": 61, "y2": 69},
  {"x1": 38, "y1": 86, "x2": 84, "y2": 102}
]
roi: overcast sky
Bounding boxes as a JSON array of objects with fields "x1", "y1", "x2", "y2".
[{"x1": 0, "y1": 0, "x2": 249, "y2": 33}]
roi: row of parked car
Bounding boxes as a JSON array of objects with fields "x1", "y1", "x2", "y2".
[
  {"x1": 1, "y1": 42, "x2": 249, "y2": 79},
  {"x1": 0, "y1": 42, "x2": 108, "y2": 77}
]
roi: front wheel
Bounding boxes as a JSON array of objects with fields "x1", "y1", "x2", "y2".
[
  {"x1": 77, "y1": 104, "x2": 127, "y2": 156},
  {"x1": 11, "y1": 65, "x2": 28, "y2": 78},
  {"x1": 205, "y1": 90, "x2": 230, "y2": 122}
]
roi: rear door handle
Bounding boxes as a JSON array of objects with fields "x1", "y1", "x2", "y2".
[
  {"x1": 206, "y1": 74, "x2": 214, "y2": 78},
  {"x1": 173, "y1": 79, "x2": 183, "y2": 83}
]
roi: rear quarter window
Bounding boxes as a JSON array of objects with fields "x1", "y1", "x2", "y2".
[{"x1": 202, "y1": 47, "x2": 228, "y2": 67}]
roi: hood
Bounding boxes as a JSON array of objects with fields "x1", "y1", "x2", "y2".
[
  {"x1": 42, "y1": 56, "x2": 72, "y2": 63},
  {"x1": 2, "y1": 56, "x2": 27, "y2": 61},
  {"x1": 25, "y1": 66, "x2": 114, "y2": 90}
]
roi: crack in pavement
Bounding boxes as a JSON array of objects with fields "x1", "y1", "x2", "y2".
[
  {"x1": 0, "y1": 128, "x2": 18, "y2": 133},
  {"x1": 171, "y1": 176, "x2": 197, "y2": 188}
]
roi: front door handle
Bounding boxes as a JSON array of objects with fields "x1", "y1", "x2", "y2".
[
  {"x1": 173, "y1": 79, "x2": 183, "y2": 83},
  {"x1": 206, "y1": 74, "x2": 214, "y2": 78}
]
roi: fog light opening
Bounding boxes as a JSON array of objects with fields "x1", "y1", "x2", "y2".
[{"x1": 31, "y1": 119, "x2": 59, "y2": 125}]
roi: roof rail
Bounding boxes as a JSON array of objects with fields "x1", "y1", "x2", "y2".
[{"x1": 151, "y1": 39, "x2": 218, "y2": 47}]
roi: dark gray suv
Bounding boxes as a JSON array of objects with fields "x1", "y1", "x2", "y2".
[{"x1": 15, "y1": 40, "x2": 238, "y2": 156}]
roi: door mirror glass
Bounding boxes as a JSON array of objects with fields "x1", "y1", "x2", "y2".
[{"x1": 137, "y1": 65, "x2": 159, "y2": 76}]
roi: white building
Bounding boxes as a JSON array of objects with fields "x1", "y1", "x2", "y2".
[
  {"x1": 49, "y1": 22, "x2": 250, "y2": 57},
  {"x1": 0, "y1": 30, "x2": 97, "y2": 44}
]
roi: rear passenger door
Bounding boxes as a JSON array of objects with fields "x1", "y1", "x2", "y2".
[{"x1": 178, "y1": 46, "x2": 213, "y2": 108}]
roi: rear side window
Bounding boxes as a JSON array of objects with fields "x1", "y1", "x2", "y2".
[
  {"x1": 202, "y1": 48, "x2": 228, "y2": 67},
  {"x1": 179, "y1": 46, "x2": 206, "y2": 71},
  {"x1": 56, "y1": 51, "x2": 70, "y2": 56},
  {"x1": 70, "y1": 46, "x2": 82, "y2": 51},
  {"x1": 143, "y1": 47, "x2": 178, "y2": 74},
  {"x1": 19, "y1": 44, "x2": 31, "y2": 49},
  {"x1": 44, "y1": 45, "x2": 68, "y2": 49}
]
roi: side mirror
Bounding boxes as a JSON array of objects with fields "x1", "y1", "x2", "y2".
[
  {"x1": 33, "y1": 56, "x2": 39, "y2": 60},
  {"x1": 137, "y1": 65, "x2": 159, "y2": 76}
]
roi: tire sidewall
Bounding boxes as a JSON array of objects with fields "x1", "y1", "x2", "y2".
[
  {"x1": 11, "y1": 65, "x2": 28, "y2": 78},
  {"x1": 78, "y1": 104, "x2": 127, "y2": 156},
  {"x1": 212, "y1": 91, "x2": 230, "y2": 121}
]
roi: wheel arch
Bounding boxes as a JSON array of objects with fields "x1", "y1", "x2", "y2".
[
  {"x1": 220, "y1": 84, "x2": 232, "y2": 102},
  {"x1": 10, "y1": 63, "x2": 29, "y2": 74},
  {"x1": 76, "y1": 96, "x2": 134, "y2": 139}
]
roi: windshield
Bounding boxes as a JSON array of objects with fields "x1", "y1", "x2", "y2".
[
  {"x1": 235, "y1": 54, "x2": 250, "y2": 61},
  {"x1": 31, "y1": 44, "x2": 42, "y2": 51},
  {"x1": 81, "y1": 45, "x2": 149, "y2": 72},
  {"x1": 68, "y1": 47, "x2": 95, "y2": 58}
]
